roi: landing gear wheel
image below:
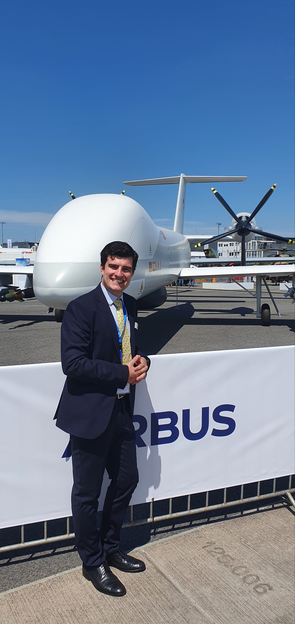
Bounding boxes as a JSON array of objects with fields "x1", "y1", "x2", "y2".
[
  {"x1": 261, "y1": 303, "x2": 270, "y2": 326},
  {"x1": 55, "y1": 308, "x2": 64, "y2": 323}
]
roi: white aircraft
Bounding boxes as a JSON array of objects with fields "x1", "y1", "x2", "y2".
[
  {"x1": 0, "y1": 174, "x2": 294, "y2": 324},
  {"x1": 33, "y1": 175, "x2": 247, "y2": 312}
]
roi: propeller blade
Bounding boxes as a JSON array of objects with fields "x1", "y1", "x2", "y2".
[
  {"x1": 196, "y1": 226, "x2": 240, "y2": 248},
  {"x1": 256, "y1": 230, "x2": 295, "y2": 245},
  {"x1": 247, "y1": 184, "x2": 276, "y2": 223},
  {"x1": 211, "y1": 188, "x2": 240, "y2": 223}
]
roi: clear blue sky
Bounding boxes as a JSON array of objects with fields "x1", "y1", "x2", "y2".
[{"x1": 0, "y1": 0, "x2": 294, "y2": 243}]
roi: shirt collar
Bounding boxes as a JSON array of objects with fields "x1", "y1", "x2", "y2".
[{"x1": 101, "y1": 282, "x2": 123, "y2": 307}]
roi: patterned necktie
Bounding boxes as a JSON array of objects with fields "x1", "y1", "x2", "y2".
[{"x1": 113, "y1": 298, "x2": 132, "y2": 365}]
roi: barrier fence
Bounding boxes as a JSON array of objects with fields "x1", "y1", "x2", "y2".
[
  {"x1": 1, "y1": 476, "x2": 294, "y2": 553},
  {"x1": 1, "y1": 347, "x2": 294, "y2": 553}
]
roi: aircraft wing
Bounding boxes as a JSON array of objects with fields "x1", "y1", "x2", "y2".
[
  {"x1": 0, "y1": 265, "x2": 34, "y2": 289},
  {"x1": 185, "y1": 234, "x2": 214, "y2": 242},
  {"x1": 0, "y1": 265, "x2": 34, "y2": 275},
  {"x1": 179, "y1": 264, "x2": 295, "y2": 279},
  {"x1": 0, "y1": 264, "x2": 34, "y2": 300},
  {"x1": 189, "y1": 256, "x2": 295, "y2": 265}
]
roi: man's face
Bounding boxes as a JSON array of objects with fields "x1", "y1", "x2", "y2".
[{"x1": 100, "y1": 255, "x2": 134, "y2": 297}]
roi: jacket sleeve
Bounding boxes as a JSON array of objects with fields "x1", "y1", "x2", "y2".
[{"x1": 61, "y1": 300, "x2": 129, "y2": 388}]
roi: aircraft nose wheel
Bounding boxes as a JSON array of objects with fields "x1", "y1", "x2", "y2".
[{"x1": 261, "y1": 303, "x2": 270, "y2": 326}]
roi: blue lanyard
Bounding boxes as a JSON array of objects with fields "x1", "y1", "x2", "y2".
[{"x1": 114, "y1": 300, "x2": 128, "y2": 362}]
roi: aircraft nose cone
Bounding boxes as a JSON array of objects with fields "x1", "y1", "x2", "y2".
[{"x1": 33, "y1": 193, "x2": 153, "y2": 308}]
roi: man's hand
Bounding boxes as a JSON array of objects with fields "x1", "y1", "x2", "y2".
[{"x1": 127, "y1": 355, "x2": 148, "y2": 385}]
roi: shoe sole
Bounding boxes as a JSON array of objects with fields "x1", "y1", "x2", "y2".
[
  {"x1": 82, "y1": 569, "x2": 126, "y2": 596},
  {"x1": 107, "y1": 562, "x2": 146, "y2": 573}
]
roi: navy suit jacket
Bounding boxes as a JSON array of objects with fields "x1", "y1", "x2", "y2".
[{"x1": 55, "y1": 283, "x2": 142, "y2": 439}]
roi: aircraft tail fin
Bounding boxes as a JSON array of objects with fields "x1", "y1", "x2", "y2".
[{"x1": 124, "y1": 175, "x2": 247, "y2": 234}]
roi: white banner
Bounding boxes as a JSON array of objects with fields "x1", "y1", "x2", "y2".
[{"x1": 0, "y1": 346, "x2": 294, "y2": 529}]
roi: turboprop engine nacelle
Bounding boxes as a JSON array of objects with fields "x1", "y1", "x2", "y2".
[{"x1": 224, "y1": 213, "x2": 262, "y2": 242}]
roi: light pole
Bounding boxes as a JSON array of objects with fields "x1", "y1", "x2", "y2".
[
  {"x1": 216, "y1": 222, "x2": 221, "y2": 235},
  {"x1": 0, "y1": 222, "x2": 5, "y2": 246}
]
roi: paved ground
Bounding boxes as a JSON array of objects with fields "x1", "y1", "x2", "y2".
[
  {"x1": 0, "y1": 284, "x2": 294, "y2": 367},
  {"x1": 0, "y1": 284, "x2": 294, "y2": 620},
  {"x1": 1, "y1": 505, "x2": 294, "y2": 624}
]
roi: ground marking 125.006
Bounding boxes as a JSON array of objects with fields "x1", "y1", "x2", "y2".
[{"x1": 201, "y1": 541, "x2": 273, "y2": 595}]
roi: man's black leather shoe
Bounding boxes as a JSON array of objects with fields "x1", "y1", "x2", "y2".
[
  {"x1": 82, "y1": 562, "x2": 126, "y2": 596},
  {"x1": 106, "y1": 550, "x2": 146, "y2": 573}
]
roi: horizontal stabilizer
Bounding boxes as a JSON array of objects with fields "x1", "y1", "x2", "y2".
[{"x1": 124, "y1": 175, "x2": 247, "y2": 186}]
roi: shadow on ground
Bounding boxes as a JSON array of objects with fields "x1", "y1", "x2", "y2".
[
  {"x1": 137, "y1": 302, "x2": 295, "y2": 354},
  {"x1": 0, "y1": 314, "x2": 56, "y2": 328}
]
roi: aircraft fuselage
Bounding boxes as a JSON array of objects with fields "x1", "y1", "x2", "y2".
[{"x1": 33, "y1": 193, "x2": 190, "y2": 309}]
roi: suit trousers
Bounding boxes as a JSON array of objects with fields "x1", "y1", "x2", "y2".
[{"x1": 70, "y1": 395, "x2": 139, "y2": 568}]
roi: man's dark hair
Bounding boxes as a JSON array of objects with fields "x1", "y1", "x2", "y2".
[{"x1": 100, "y1": 241, "x2": 139, "y2": 271}]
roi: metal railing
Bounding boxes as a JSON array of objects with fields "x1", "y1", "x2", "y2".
[{"x1": 1, "y1": 476, "x2": 294, "y2": 554}]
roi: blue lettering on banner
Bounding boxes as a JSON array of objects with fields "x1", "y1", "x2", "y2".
[
  {"x1": 211, "y1": 404, "x2": 236, "y2": 437},
  {"x1": 133, "y1": 414, "x2": 148, "y2": 447},
  {"x1": 133, "y1": 404, "x2": 236, "y2": 448},
  {"x1": 151, "y1": 411, "x2": 180, "y2": 446},
  {"x1": 182, "y1": 407, "x2": 209, "y2": 440}
]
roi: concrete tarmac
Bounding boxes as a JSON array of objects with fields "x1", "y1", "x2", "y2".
[
  {"x1": 0, "y1": 284, "x2": 294, "y2": 367},
  {"x1": 1, "y1": 506, "x2": 294, "y2": 624},
  {"x1": 0, "y1": 284, "x2": 294, "y2": 620}
]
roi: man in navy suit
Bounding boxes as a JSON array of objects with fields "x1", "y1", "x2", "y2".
[{"x1": 55, "y1": 241, "x2": 150, "y2": 597}]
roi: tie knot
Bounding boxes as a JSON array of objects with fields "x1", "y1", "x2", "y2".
[{"x1": 114, "y1": 298, "x2": 123, "y2": 310}]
